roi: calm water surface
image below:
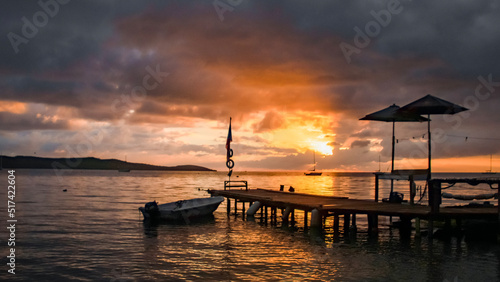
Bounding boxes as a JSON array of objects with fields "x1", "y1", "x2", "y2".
[{"x1": 1, "y1": 170, "x2": 499, "y2": 281}]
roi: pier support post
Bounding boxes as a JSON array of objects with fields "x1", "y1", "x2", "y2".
[
  {"x1": 271, "y1": 207, "x2": 277, "y2": 226},
  {"x1": 352, "y1": 214, "x2": 357, "y2": 229},
  {"x1": 304, "y1": 211, "x2": 308, "y2": 231},
  {"x1": 415, "y1": 218, "x2": 421, "y2": 237},
  {"x1": 428, "y1": 180, "x2": 442, "y2": 213},
  {"x1": 375, "y1": 173, "x2": 380, "y2": 202},
  {"x1": 311, "y1": 209, "x2": 321, "y2": 228},
  {"x1": 234, "y1": 200, "x2": 238, "y2": 216},
  {"x1": 264, "y1": 206, "x2": 268, "y2": 225},
  {"x1": 368, "y1": 214, "x2": 378, "y2": 234},
  {"x1": 399, "y1": 216, "x2": 412, "y2": 238},
  {"x1": 333, "y1": 214, "x2": 339, "y2": 233},
  {"x1": 270, "y1": 207, "x2": 273, "y2": 225},
  {"x1": 282, "y1": 206, "x2": 293, "y2": 223},
  {"x1": 409, "y1": 175, "x2": 416, "y2": 205},
  {"x1": 226, "y1": 198, "x2": 231, "y2": 216},
  {"x1": 428, "y1": 219, "x2": 434, "y2": 239},
  {"x1": 344, "y1": 214, "x2": 351, "y2": 234},
  {"x1": 242, "y1": 202, "x2": 245, "y2": 220}
]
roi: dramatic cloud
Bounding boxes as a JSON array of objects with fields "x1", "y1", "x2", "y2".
[{"x1": 1, "y1": 0, "x2": 499, "y2": 171}]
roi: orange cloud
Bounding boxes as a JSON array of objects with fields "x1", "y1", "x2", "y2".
[{"x1": 0, "y1": 101, "x2": 27, "y2": 114}]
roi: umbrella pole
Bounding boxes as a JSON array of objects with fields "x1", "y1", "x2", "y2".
[
  {"x1": 427, "y1": 114, "x2": 431, "y2": 181},
  {"x1": 391, "y1": 121, "x2": 395, "y2": 194}
]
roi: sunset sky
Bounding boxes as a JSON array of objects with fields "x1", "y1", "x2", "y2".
[{"x1": 1, "y1": 0, "x2": 500, "y2": 172}]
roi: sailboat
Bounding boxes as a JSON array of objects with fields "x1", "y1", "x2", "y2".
[
  {"x1": 483, "y1": 154, "x2": 496, "y2": 175},
  {"x1": 305, "y1": 150, "x2": 322, "y2": 176}
]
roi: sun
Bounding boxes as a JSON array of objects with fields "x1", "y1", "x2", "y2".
[{"x1": 309, "y1": 141, "x2": 333, "y2": 156}]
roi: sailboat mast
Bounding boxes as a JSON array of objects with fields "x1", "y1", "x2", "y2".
[{"x1": 313, "y1": 151, "x2": 316, "y2": 171}]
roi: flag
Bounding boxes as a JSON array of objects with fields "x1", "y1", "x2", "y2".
[{"x1": 225, "y1": 118, "x2": 232, "y2": 153}]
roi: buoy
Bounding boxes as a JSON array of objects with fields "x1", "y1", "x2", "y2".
[
  {"x1": 246, "y1": 201, "x2": 261, "y2": 216},
  {"x1": 63, "y1": 189, "x2": 67, "y2": 192}
]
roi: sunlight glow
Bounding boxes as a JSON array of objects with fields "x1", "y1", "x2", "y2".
[
  {"x1": 253, "y1": 111, "x2": 338, "y2": 156},
  {"x1": 0, "y1": 100, "x2": 27, "y2": 114},
  {"x1": 309, "y1": 141, "x2": 333, "y2": 156}
]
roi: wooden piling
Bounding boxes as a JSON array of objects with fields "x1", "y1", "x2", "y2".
[
  {"x1": 265, "y1": 206, "x2": 268, "y2": 225},
  {"x1": 344, "y1": 214, "x2": 351, "y2": 233},
  {"x1": 234, "y1": 200, "x2": 238, "y2": 216},
  {"x1": 304, "y1": 211, "x2": 308, "y2": 231},
  {"x1": 368, "y1": 214, "x2": 378, "y2": 233},
  {"x1": 428, "y1": 218, "x2": 434, "y2": 239},
  {"x1": 333, "y1": 214, "x2": 339, "y2": 233},
  {"x1": 415, "y1": 218, "x2": 421, "y2": 236}
]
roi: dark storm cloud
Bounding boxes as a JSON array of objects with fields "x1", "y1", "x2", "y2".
[
  {"x1": 4, "y1": 0, "x2": 498, "y2": 119},
  {"x1": 374, "y1": 0, "x2": 500, "y2": 76},
  {"x1": 0, "y1": 111, "x2": 70, "y2": 131},
  {"x1": 1, "y1": 0, "x2": 499, "y2": 169},
  {"x1": 351, "y1": 140, "x2": 371, "y2": 148}
]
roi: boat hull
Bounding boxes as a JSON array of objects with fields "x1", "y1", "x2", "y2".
[
  {"x1": 139, "y1": 196, "x2": 224, "y2": 222},
  {"x1": 305, "y1": 172, "x2": 322, "y2": 176}
]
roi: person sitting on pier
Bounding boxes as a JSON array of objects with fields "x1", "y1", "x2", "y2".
[{"x1": 289, "y1": 186, "x2": 295, "y2": 192}]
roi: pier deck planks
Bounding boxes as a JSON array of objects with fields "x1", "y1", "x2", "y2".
[{"x1": 208, "y1": 188, "x2": 498, "y2": 219}]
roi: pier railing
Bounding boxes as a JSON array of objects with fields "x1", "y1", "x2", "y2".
[
  {"x1": 428, "y1": 178, "x2": 500, "y2": 219},
  {"x1": 224, "y1": 180, "x2": 248, "y2": 191}
]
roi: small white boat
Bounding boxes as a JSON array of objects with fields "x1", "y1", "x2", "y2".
[{"x1": 139, "y1": 196, "x2": 224, "y2": 221}]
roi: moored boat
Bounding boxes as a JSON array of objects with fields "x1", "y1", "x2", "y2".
[{"x1": 139, "y1": 196, "x2": 224, "y2": 221}]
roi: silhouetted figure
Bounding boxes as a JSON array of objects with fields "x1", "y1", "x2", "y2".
[
  {"x1": 289, "y1": 186, "x2": 295, "y2": 192},
  {"x1": 280, "y1": 185, "x2": 284, "y2": 191}
]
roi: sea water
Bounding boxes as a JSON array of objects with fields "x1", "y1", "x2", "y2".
[{"x1": 0, "y1": 169, "x2": 499, "y2": 281}]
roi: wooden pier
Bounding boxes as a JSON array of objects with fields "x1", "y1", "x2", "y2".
[{"x1": 208, "y1": 180, "x2": 500, "y2": 238}]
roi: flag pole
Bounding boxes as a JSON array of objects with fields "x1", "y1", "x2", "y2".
[{"x1": 226, "y1": 117, "x2": 233, "y2": 183}]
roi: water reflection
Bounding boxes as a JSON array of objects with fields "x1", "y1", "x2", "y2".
[{"x1": 1, "y1": 170, "x2": 499, "y2": 281}]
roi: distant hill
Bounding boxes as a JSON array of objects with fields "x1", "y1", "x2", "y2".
[{"x1": 0, "y1": 155, "x2": 216, "y2": 172}]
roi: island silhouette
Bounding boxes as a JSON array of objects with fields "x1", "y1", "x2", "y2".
[{"x1": 0, "y1": 155, "x2": 215, "y2": 172}]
